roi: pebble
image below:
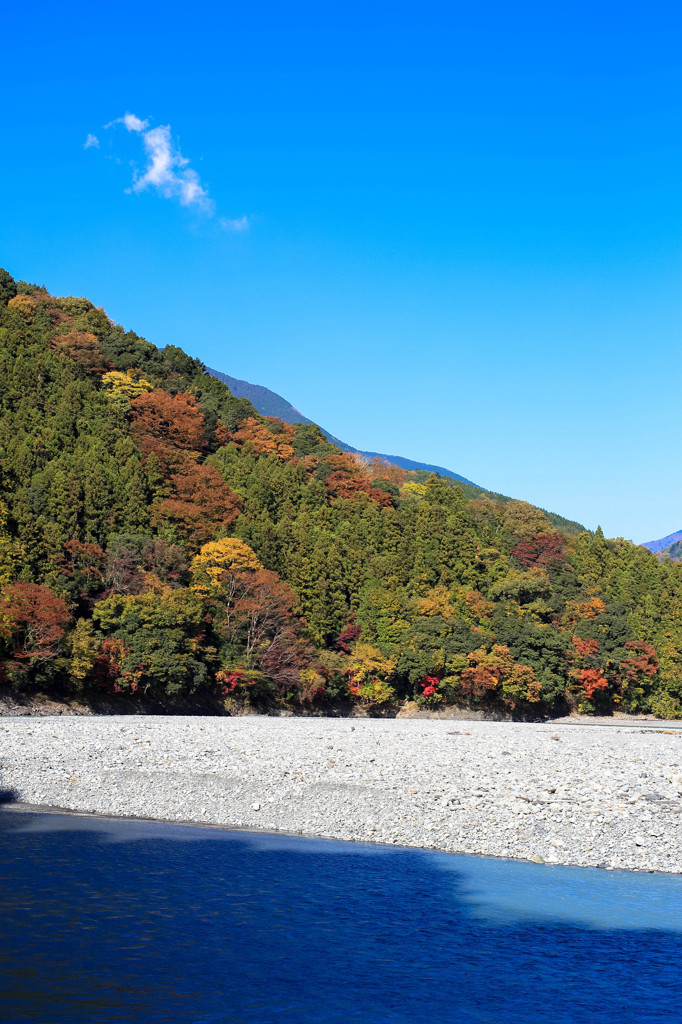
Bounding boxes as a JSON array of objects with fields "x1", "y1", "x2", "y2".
[{"x1": 1, "y1": 716, "x2": 681, "y2": 873}]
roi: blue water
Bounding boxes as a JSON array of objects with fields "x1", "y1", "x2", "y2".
[{"x1": 1, "y1": 810, "x2": 681, "y2": 1023}]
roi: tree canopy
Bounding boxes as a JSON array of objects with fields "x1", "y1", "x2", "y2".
[{"x1": 1, "y1": 267, "x2": 681, "y2": 718}]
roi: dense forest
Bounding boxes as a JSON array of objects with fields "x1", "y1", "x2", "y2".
[
  {"x1": 1, "y1": 268, "x2": 681, "y2": 718},
  {"x1": 655, "y1": 539, "x2": 682, "y2": 564}
]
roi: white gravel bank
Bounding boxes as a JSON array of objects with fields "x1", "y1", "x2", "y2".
[{"x1": 2, "y1": 715, "x2": 682, "y2": 872}]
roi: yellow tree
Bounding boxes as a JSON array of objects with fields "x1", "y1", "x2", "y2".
[
  {"x1": 416, "y1": 585, "x2": 456, "y2": 620},
  {"x1": 66, "y1": 619, "x2": 101, "y2": 690},
  {"x1": 101, "y1": 369, "x2": 153, "y2": 402},
  {"x1": 346, "y1": 642, "x2": 397, "y2": 705},
  {"x1": 501, "y1": 501, "x2": 552, "y2": 542},
  {"x1": 400, "y1": 481, "x2": 427, "y2": 500},
  {"x1": 7, "y1": 294, "x2": 36, "y2": 322},
  {"x1": 191, "y1": 537, "x2": 264, "y2": 641}
]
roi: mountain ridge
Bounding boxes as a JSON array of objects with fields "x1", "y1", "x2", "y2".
[
  {"x1": 207, "y1": 366, "x2": 587, "y2": 536},
  {"x1": 3, "y1": 266, "x2": 680, "y2": 721},
  {"x1": 207, "y1": 367, "x2": 479, "y2": 486},
  {"x1": 641, "y1": 530, "x2": 682, "y2": 554}
]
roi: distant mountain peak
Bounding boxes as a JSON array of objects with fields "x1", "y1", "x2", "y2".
[
  {"x1": 641, "y1": 530, "x2": 682, "y2": 554},
  {"x1": 207, "y1": 367, "x2": 479, "y2": 486},
  {"x1": 206, "y1": 365, "x2": 587, "y2": 536}
]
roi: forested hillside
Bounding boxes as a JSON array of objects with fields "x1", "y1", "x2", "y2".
[
  {"x1": 207, "y1": 371, "x2": 587, "y2": 534},
  {"x1": 642, "y1": 530, "x2": 682, "y2": 554},
  {"x1": 656, "y1": 540, "x2": 682, "y2": 564},
  {"x1": 642, "y1": 531, "x2": 682, "y2": 563},
  {"x1": 208, "y1": 365, "x2": 481, "y2": 486},
  {"x1": 1, "y1": 268, "x2": 681, "y2": 718}
]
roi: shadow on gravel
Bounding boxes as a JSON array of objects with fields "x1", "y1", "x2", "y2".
[{"x1": 0, "y1": 788, "x2": 18, "y2": 804}]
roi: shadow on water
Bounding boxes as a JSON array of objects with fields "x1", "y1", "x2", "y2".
[{"x1": 1, "y1": 809, "x2": 681, "y2": 1024}]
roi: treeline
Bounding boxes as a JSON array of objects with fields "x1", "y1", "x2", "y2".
[{"x1": 1, "y1": 268, "x2": 681, "y2": 718}]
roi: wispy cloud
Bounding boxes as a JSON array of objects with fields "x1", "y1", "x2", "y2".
[
  {"x1": 115, "y1": 112, "x2": 149, "y2": 133},
  {"x1": 105, "y1": 112, "x2": 213, "y2": 212},
  {"x1": 95, "y1": 112, "x2": 250, "y2": 225},
  {"x1": 84, "y1": 133, "x2": 100, "y2": 149},
  {"x1": 128, "y1": 123, "x2": 214, "y2": 212},
  {"x1": 221, "y1": 215, "x2": 250, "y2": 232}
]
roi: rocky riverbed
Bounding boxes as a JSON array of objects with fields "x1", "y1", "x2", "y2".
[{"x1": 2, "y1": 715, "x2": 682, "y2": 872}]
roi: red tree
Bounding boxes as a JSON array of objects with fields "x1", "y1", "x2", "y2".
[
  {"x1": 228, "y1": 417, "x2": 295, "y2": 459},
  {"x1": 130, "y1": 390, "x2": 207, "y2": 465},
  {"x1": 459, "y1": 660, "x2": 504, "y2": 700},
  {"x1": 336, "y1": 621, "x2": 362, "y2": 653},
  {"x1": 233, "y1": 569, "x2": 299, "y2": 664},
  {"x1": 511, "y1": 532, "x2": 566, "y2": 568},
  {"x1": 420, "y1": 675, "x2": 441, "y2": 698},
  {"x1": 325, "y1": 470, "x2": 393, "y2": 507},
  {"x1": 94, "y1": 637, "x2": 134, "y2": 693},
  {"x1": 63, "y1": 539, "x2": 106, "y2": 594},
  {"x1": 620, "y1": 641, "x2": 658, "y2": 683},
  {"x1": 1, "y1": 583, "x2": 70, "y2": 664},
  {"x1": 571, "y1": 636, "x2": 599, "y2": 660},
  {"x1": 152, "y1": 462, "x2": 241, "y2": 546},
  {"x1": 578, "y1": 668, "x2": 609, "y2": 699},
  {"x1": 52, "y1": 331, "x2": 112, "y2": 373},
  {"x1": 259, "y1": 626, "x2": 315, "y2": 695}
]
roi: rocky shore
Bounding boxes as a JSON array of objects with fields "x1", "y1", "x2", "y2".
[{"x1": 2, "y1": 715, "x2": 682, "y2": 872}]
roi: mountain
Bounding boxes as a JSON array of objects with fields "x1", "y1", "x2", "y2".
[
  {"x1": 207, "y1": 368, "x2": 479, "y2": 486},
  {"x1": 2, "y1": 266, "x2": 680, "y2": 721},
  {"x1": 659, "y1": 540, "x2": 682, "y2": 563},
  {"x1": 641, "y1": 530, "x2": 682, "y2": 555},
  {"x1": 205, "y1": 370, "x2": 313, "y2": 427},
  {"x1": 207, "y1": 367, "x2": 587, "y2": 536}
]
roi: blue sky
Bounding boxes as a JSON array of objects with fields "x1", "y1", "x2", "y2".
[{"x1": 2, "y1": 1, "x2": 681, "y2": 542}]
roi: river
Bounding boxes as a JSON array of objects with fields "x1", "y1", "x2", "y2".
[{"x1": 1, "y1": 809, "x2": 681, "y2": 1022}]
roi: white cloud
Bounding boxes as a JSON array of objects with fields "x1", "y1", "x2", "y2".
[
  {"x1": 94, "y1": 111, "x2": 248, "y2": 227},
  {"x1": 126, "y1": 124, "x2": 213, "y2": 212},
  {"x1": 100, "y1": 112, "x2": 213, "y2": 213},
  {"x1": 121, "y1": 112, "x2": 149, "y2": 132},
  {"x1": 221, "y1": 215, "x2": 250, "y2": 232},
  {"x1": 105, "y1": 112, "x2": 149, "y2": 133},
  {"x1": 84, "y1": 133, "x2": 100, "y2": 149}
]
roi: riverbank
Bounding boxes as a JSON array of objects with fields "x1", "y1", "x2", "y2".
[{"x1": 2, "y1": 716, "x2": 681, "y2": 872}]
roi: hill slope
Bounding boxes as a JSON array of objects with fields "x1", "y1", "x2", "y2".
[
  {"x1": 642, "y1": 530, "x2": 682, "y2": 554},
  {"x1": 659, "y1": 540, "x2": 682, "y2": 563},
  {"x1": 1, "y1": 266, "x2": 681, "y2": 720},
  {"x1": 208, "y1": 367, "x2": 479, "y2": 485},
  {"x1": 208, "y1": 367, "x2": 586, "y2": 536}
]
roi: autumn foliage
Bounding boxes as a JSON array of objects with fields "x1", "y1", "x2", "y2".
[
  {"x1": 130, "y1": 390, "x2": 207, "y2": 461},
  {"x1": 571, "y1": 636, "x2": 599, "y2": 660},
  {"x1": 620, "y1": 641, "x2": 659, "y2": 683},
  {"x1": 52, "y1": 331, "x2": 111, "y2": 372},
  {"x1": 578, "y1": 668, "x2": 609, "y2": 700},
  {"x1": 335, "y1": 622, "x2": 362, "y2": 653},
  {"x1": 153, "y1": 462, "x2": 240, "y2": 546},
  {"x1": 228, "y1": 416, "x2": 295, "y2": 459},
  {"x1": 1, "y1": 583, "x2": 69, "y2": 665},
  {"x1": 325, "y1": 468, "x2": 394, "y2": 507},
  {"x1": 420, "y1": 675, "x2": 441, "y2": 698},
  {"x1": 3, "y1": 268, "x2": 681, "y2": 719},
  {"x1": 511, "y1": 532, "x2": 566, "y2": 568},
  {"x1": 563, "y1": 597, "x2": 606, "y2": 628},
  {"x1": 459, "y1": 645, "x2": 541, "y2": 707}
]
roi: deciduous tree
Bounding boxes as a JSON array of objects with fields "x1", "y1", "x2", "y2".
[{"x1": 1, "y1": 582, "x2": 70, "y2": 666}]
